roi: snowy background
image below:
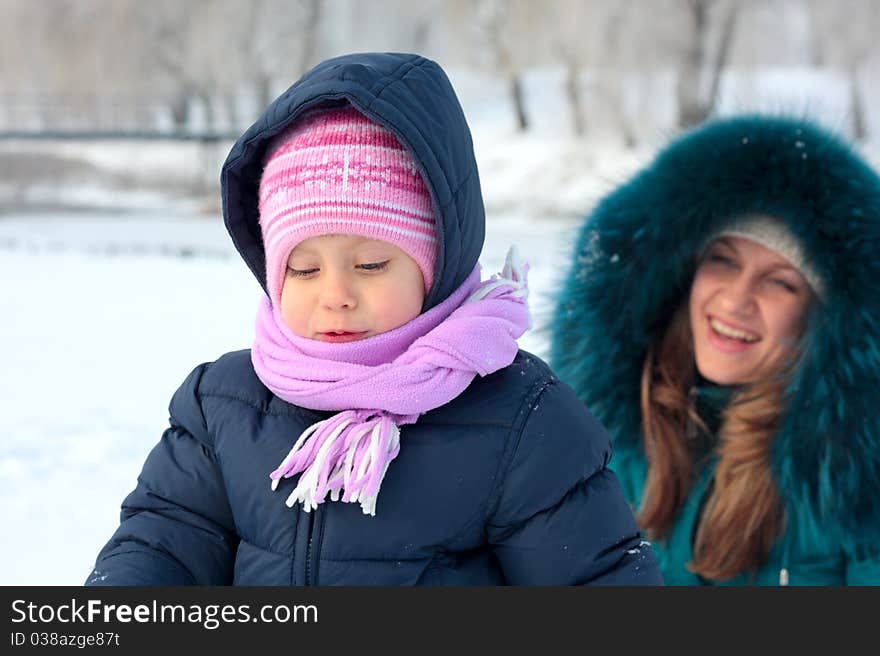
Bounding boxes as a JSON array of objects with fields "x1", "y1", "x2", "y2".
[
  {"x1": 0, "y1": 205, "x2": 585, "y2": 587},
  {"x1": 0, "y1": 129, "x2": 606, "y2": 585},
  {"x1": 3, "y1": 0, "x2": 880, "y2": 585}
]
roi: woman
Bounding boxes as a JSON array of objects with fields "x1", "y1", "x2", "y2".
[{"x1": 550, "y1": 114, "x2": 880, "y2": 584}]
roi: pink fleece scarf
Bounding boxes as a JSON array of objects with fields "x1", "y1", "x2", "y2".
[{"x1": 251, "y1": 247, "x2": 530, "y2": 515}]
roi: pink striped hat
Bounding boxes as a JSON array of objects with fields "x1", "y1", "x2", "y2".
[{"x1": 258, "y1": 105, "x2": 436, "y2": 306}]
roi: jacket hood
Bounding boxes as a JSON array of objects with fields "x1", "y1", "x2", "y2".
[
  {"x1": 551, "y1": 114, "x2": 880, "y2": 552},
  {"x1": 220, "y1": 52, "x2": 485, "y2": 311}
]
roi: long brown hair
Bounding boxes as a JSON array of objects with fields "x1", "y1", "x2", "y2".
[{"x1": 638, "y1": 300, "x2": 793, "y2": 581}]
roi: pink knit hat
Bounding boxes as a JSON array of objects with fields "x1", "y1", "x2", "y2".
[{"x1": 258, "y1": 105, "x2": 437, "y2": 306}]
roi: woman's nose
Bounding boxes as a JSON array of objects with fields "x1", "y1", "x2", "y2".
[{"x1": 719, "y1": 275, "x2": 755, "y2": 314}]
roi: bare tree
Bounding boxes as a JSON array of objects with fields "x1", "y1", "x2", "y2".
[
  {"x1": 676, "y1": 0, "x2": 739, "y2": 128},
  {"x1": 6, "y1": 0, "x2": 114, "y2": 129},
  {"x1": 597, "y1": 2, "x2": 639, "y2": 147},
  {"x1": 552, "y1": 0, "x2": 595, "y2": 137},
  {"x1": 412, "y1": 0, "x2": 443, "y2": 55},
  {"x1": 134, "y1": 0, "x2": 212, "y2": 131},
  {"x1": 805, "y1": 0, "x2": 879, "y2": 141},
  {"x1": 559, "y1": 43, "x2": 586, "y2": 136},
  {"x1": 474, "y1": 0, "x2": 528, "y2": 131},
  {"x1": 553, "y1": 0, "x2": 688, "y2": 146},
  {"x1": 235, "y1": 0, "x2": 321, "y2": 115},
  {"x1": 552, "y1": 0, "x2": 628, "y2": 138},
  {"x1": 132, "y1": 0, "x2": 321, "y2": 133}
]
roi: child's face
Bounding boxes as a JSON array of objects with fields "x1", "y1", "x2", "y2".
[
  {"x1": 280, "y1": 234, "x2": 425, "y2": 342},
  {"x1": 688, "y1": 236, "x2": 811, "y2": 385}
]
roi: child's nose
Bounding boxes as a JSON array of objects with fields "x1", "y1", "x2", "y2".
[{"x1": 320, "y1": 273, "x2": 358, "y2": 311}]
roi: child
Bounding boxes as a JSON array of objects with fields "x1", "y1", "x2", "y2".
[
  {"x1": 550, "y1": 114, "x2": 880, "y2": 584},
  {"x1": 86, "y1": 52, "x2": 660, "y2": 585}
]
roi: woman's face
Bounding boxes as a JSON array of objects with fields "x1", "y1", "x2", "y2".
[{"x1": 689, "y1": 236, "x2": 812, "y2": 386}]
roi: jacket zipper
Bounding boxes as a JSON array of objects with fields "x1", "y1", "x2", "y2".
[
  {"x1": 302, "y1": 510, "x2": 315, "y2": 586},
  {"x1": 779, "y1": 534, "x2": 792, "y2": 586}
]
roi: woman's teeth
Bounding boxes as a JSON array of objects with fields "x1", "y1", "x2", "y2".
[{"x1": 710, "y1": 317, "x2": 759, "y2": 342}]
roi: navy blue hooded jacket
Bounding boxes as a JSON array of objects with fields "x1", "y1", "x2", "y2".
[{"x1": 86, "y1": 53, "x2": 661, "y2": 586}]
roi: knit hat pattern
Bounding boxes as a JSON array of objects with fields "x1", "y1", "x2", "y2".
[
  {"x1": 703, "y1": 213, "x2": 825, "y2": 297},
  {"x1": 258, "y1": 106, "x2": 436, "y2": 305}
]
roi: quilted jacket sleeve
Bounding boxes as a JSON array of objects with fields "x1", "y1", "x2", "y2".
[
  {"x1": 485, "y1": 376, "x2": 663, "y2": 585},
  {"x1": 606, "y1": 441, "x2": 648, "y2": 514},
  {"x1": 84, "y1": 363, "x2": 239, "y2": 586}
]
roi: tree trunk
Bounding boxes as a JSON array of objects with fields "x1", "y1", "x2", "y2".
[
  {"x1": 705, "y1": 2, "x2": 738, "y2": 120},
  {"x1": 677, "y1": 0, "x2": 707, "y2": 128},
  {"x1": 299, "y1": 0, "x2": 321, "y2": 74},
  {"x1": 565, "y1": 64, "x2": 585, "y2": 136},
  {"x1": 510, "y1": 74, "x2": 528, "y2": 132},
  {"x1": 850, "y1": 66, "x2": 866, "y2": 142},
  {"x1": 255, "y1": 75, "x2": 273, "y2": 116},
  {"x1": 170, "y1": 92, "x2": 189, "y2": 132}
]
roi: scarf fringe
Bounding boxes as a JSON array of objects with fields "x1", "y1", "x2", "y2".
[
  {"x1": 270, "y1": 410, "x2": 402, "y2": 516},
  {"x1": 268, "y1": 246, "x2": 528, "y2": 516}
]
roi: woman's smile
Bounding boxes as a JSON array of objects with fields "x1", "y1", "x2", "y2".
[{"x1": 706, "y1": 314, "x2": 761, "y2": 353}]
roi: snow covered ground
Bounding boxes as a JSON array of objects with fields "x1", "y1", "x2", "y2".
[{"x1": 0, "y1": 207, "x2": 582, "y2": 585}]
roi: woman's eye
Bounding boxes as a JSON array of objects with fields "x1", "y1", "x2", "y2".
[
  {"x1": 708, "y1": 254, "x2": 734, "y2": 266},
  {"x1": 771, "y1": 278, "x2": 797, "y2": 293},
  {"x1": 287, "y1": 267, "x2": 318, "y2": 278},
  {"x1": 357, "y1": 261, "x2": 389, "y2": 272}
]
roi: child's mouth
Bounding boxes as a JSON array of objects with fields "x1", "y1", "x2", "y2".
[{"x1": 317, "y1": 331, "x2": 369, "y2": 343}]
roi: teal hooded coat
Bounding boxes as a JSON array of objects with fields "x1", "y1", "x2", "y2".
[{"x1": 550, "y1": 115, "x2": 880, "y2": 585}]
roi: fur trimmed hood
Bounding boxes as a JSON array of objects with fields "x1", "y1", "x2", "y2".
[{"x1": 550, "y1": 115, "x2": 880, "y2": 553}]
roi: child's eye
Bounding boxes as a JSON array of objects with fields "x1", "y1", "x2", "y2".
[
  {"x1": 356, "y1": 261, "x2": 389, "y2": 272},
  {"x1": 287, "y1": 266, "x2": 318, "y2": 278}
]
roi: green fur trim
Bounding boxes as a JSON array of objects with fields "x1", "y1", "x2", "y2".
[{"x1": 550, "y1": 115, "x2": 880, "y2": 552}]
